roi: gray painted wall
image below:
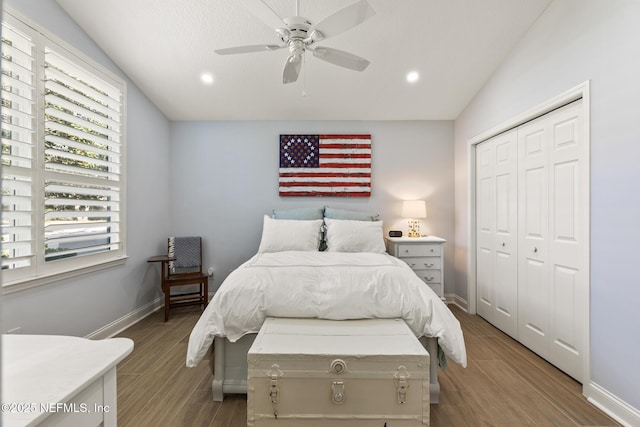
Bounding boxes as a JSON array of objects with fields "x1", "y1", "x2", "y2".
[
  {"x1": 170, "y1": 120, "x2": 455, "y2": 293},
  {"x1": 2, "y1": 0, "x2": 172, "y2": 337},
  {"x1": 454, "y1": 0, "x2": 640, "y2": 413}
]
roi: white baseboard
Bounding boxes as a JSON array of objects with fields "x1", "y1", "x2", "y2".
[
  {"x1": 86, "y1": 296, "x2": 163, "y2": 340},
  {"x1": 585, "y1": 381, "x2": 640, "y2": 427},
  {"x1": 86, "y1": 292, "x2": 215, "y2": 340},
  {"x1": 445, "y1": 293, "x2": 468, "y2": 312}
]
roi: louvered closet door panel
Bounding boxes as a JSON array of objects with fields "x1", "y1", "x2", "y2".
[
  {"x1": 492, "y1": 130, "x2": 518, "y2": 338},
  {"x1": 517, "y1": 116, "x2": 550, "y2": 359},
  {"x1": 548, "y1": 101, "x2": 584, "y2": 381},
  {"x1": 476, "y1": 139, "x2": 495, "y2": 323}
]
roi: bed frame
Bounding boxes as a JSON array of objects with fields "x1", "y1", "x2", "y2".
[{"x1": 211, "y1": 333, "x2": 441, "y2": 404}]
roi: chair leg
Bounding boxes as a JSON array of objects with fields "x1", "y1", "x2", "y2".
[
  {"x1": 164, "y1": 289, "x2": 170, "y2": 322},
  {"x1": 203, "y1": 280, "x2": 209, "y2": 308}
]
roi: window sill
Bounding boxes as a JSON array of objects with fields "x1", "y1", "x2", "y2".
[{"x1": 2, "y1": 256, "x2": 129, "y2": 295}]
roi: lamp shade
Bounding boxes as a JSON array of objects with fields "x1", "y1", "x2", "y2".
[{"x1": 402, "y1": 200, "x2": 427, "y2": 219}]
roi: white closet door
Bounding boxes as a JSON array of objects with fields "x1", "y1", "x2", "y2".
[
  {"x1": 477, "y1": 100, "x2": 586, "y2": 382},
  {"x1": 493, "y1": 131, "x2": 518, "y2": 337},
  {"x1": 476, "y1": 130, "x2": 518, "y2": 338},
  {"x1": 547, "y1": 101, "x2": 585, "y2": 381},
  {"x1": 517, "y1": 100, "x2": 585, "y2": 382},
  {"x1": 517, "y1": 113, "x2": 550, "y2": 359},
  {"x1": 476, "y1": 139, "x2": 495, "y2": 324}
]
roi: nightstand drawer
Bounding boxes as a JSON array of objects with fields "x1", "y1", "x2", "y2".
[
  {"x1": 403, "y1": 257, "x2": 441, "y2": 271},
  {"x1": 397, "y1": 244, "x2": 442, "y2": 257},
  {"x1": 414, "y1": 270, "x2": 441, "y2": 285}
]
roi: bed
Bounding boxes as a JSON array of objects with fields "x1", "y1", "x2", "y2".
[{"x1": 185, "y1": 212, "x2": 468, "y2": 404}]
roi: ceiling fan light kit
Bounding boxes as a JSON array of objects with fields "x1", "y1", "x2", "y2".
[{"x1": 215, "y1": 0, "x2": 376, "y2": 84}]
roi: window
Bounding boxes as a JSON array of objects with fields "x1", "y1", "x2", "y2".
[{"x1": 1, "y1": 10, "x2": 126, "y2": 290}]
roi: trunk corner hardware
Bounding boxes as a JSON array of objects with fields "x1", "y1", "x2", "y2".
[
  {"x1": 268, "y1": 364, "x2": 283, "y2": 419},
  {"x1": 394, "y1": 365, "x2": 410, "y2": 404},
  {"x1": 331, "y1": 381, "x2": 345, "y2": 404}
]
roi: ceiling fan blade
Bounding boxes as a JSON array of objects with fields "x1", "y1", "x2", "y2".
[
  {"x1": 215, "y1": 44, "x2": 283, "y2": 55},
  {"x1": 239, "y1": 0, "x2": 286, "y2": 30},
  {"x1": 283, "y1": 56, "x2": 302, "y2": 84},
  {"x1": 312, "y1": 47, "x2": 370, "y2": 72},
  {"x1": 311, "y1": 0, "x2": 375, "y2": 41}
]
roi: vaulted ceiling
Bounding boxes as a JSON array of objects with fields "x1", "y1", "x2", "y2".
[{"x1": 56, "y1": 0, "x2": 551, "y2": 120}]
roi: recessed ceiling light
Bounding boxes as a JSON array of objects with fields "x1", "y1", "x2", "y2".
[
  {"x1": 406, "y1": 71, "x2": 420, "y2": 83},
  {"x1": 200, "y1": 72, "x2": 214, "y2": 85}
]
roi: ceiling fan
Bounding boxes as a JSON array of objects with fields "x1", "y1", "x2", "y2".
[{"x1": 215, "y1": 0, "x2": 376, "y2": 84}]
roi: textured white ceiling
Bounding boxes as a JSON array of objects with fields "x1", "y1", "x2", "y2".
[{"x1": 55, "y1": 0, "x2": 550, "y2": 121}]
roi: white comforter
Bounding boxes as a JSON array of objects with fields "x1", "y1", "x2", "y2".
[{"x1": 186, "y1": 251, "x2": 467, "y2": 368}]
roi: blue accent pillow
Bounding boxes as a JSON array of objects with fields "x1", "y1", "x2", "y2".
[
  {"x1": 273, "y1": 207, "x2": 324, "y2": 220},
  {"x1": 324, "y1": 207, "x2": 380, "y2": 221}
]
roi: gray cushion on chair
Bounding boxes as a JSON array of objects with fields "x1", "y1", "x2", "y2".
[{"x1": 171, "y1": 236, "x2": 201, "y2": 268}]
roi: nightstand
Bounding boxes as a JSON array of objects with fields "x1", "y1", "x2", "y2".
[{"x1": 385, "y1": 236, "x2": 446, "y2": 299}]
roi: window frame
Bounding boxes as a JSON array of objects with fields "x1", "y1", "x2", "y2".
[{"x1": 1, "y1": 8, "x2": 127, "y2": 294}]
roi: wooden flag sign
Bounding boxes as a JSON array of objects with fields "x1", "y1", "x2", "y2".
[{"x1": 278, "y1": 134, "x2": 371, "y2": 197}]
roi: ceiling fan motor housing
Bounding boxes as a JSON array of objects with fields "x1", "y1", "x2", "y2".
[{"x1": 280, "y1": 16, "x2": 317, "y2": 45}]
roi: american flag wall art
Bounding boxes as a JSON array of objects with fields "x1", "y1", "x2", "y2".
[{"x1": 279, "y1": 134, "x2": 372, "y2": 197}]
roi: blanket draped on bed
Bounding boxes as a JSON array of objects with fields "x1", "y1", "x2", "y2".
[{"x1": 186, "y1": 251, "x2": 467, "y2": 368}]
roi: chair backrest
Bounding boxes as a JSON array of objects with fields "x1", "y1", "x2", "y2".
[{"x1": 168, "y1": 236, "x2": 202, "y2": 274}]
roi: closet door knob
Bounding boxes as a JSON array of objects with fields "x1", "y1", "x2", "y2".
[
  {"x1": 500, "y1": 241, "x2": 506, "y2": 247},
  {"x1": 532, "y1": 246, "x2": 538, "y2": 253}
]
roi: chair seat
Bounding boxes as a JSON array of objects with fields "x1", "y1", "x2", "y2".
[{"x1": 165, "y1": 271, "x2": 208, "y2": 287}]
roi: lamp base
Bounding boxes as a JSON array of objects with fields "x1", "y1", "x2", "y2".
[{"x1": 407, "y1": 219, "x2": 421, "y2": 238}]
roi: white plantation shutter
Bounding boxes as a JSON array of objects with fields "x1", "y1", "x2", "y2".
[
  {"x1": 43, "y1": 47, "x2": 122, "y2": 262},
  {"x1": 1, "y1": 19, "x2": 36, "y2": 274},
  {"x1": 1, "y1": 10, "x2": 126, "y2": 288}
]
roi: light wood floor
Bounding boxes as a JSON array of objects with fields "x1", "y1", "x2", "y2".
[{"x1": 115, "y1": 304, "x2": 619, "y2": 427}]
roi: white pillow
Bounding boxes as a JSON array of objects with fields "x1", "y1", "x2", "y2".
[
  {"x1": 258, "y1": 216, "x2": 323, "y2": 253},
  {"x1": 324, "y1": 218, "x2": 386, "y2": 253}
]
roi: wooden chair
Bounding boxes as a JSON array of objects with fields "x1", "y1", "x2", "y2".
[{"x1": 160, "y1": 236, "x2": 208, "y2": 321}]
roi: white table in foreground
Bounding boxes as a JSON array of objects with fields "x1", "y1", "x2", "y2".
[{"x1": 2, "y1": 334, "x2": 134, "y2": 427}]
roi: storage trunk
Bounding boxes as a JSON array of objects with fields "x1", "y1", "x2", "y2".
[{"x1": 247, "y1": 317, "x2": 430, "y2": 426}]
